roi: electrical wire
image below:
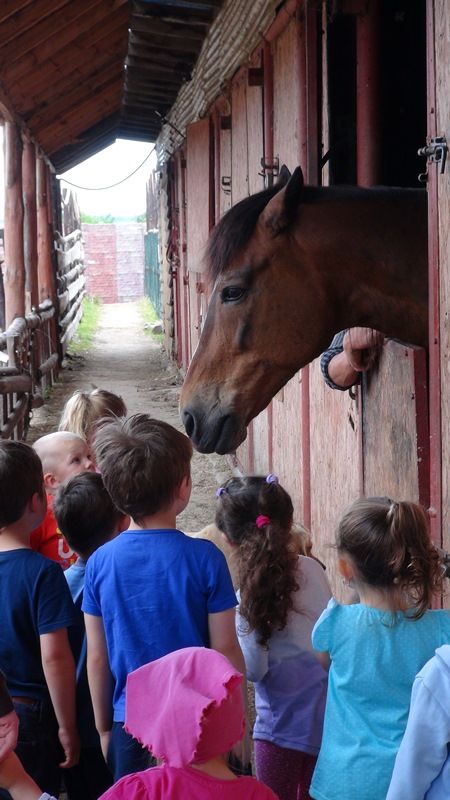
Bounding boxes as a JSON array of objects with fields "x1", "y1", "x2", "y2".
[{"x1": 58, "y1": 144, "x2": 156, "y2": 191}]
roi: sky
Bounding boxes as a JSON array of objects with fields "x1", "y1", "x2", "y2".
[
  {"x1": 59, "y1": 139, "x2": 157, "y2": 219},
  {"x1": 0, "y1": 133, "x2": 157, "y2": 223}
]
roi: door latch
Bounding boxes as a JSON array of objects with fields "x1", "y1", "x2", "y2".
[{"x1": 418, "y1": 135, "x2": 448, "y2": 181}]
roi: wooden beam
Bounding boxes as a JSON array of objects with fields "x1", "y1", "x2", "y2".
[
  {"x1": 37, "y1": 157, "x2": 53, "y2": 304},
  {"x1": 130, "y1": 16, "x2": 206, "y2": 42},
  {"x1": 0, "y1": 0, "x2": 33, "y2": 26},
  {"x1": 3, "y1": 121, "x2": 25, "y2": 324},
  {"x1": 22, "y1": 139, "x2": 39, "y2": 313},
  {"x1": 1, "y1": 0, "x2": 130, "y2": 77}
]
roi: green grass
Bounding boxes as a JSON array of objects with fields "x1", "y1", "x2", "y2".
[
  {"x1": 138, "y1": 297, "x2": 164, "y2": 342},
  {"x1": 68, "y1": 295, "x2": 102, "y2": 354}
]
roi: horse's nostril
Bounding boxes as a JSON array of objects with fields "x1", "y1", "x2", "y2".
[{"x1": 182, "y1": 410, "x2": 195, "y2": 438}]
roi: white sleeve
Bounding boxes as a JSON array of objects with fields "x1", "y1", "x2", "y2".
[{"x1": 386, "y1": 677, "x2": 450, "y2": 799}]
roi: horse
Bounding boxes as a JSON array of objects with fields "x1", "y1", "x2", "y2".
[{"x1": 179, "y1": 166, "x2": 428, "y2": 454}]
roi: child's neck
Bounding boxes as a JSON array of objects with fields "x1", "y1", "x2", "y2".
[
  {"x1": 357, "y1": 584, "x2": 410, "y2": 612},
  {"x1": 0, "y1": 525, "x2": 30, "y2": 552},
  {"x1": 190, "y1": 754, "x2": 238, "y2": 781},
  {"x1": 129, "y1": 510, "x2": 178, "y2": 531}
]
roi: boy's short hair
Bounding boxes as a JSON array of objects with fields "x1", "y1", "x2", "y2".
[
  {"x1": 0, "y1": 440, "x2": 44, "y2": 527},
  {"x1": 53, "y1": 471, "x2": 123, "y2": 558},
  {"x1": 93, "y1": 413, "x2": 193, "y2": 522}
]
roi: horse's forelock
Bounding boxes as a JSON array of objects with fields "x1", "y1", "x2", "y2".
[{"x1": 206, "y1": 182, "x2": 283, "y2": 284}]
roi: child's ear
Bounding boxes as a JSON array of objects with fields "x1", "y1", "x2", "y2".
[
  {"x1": 337, "y1": 555, "x2": 354, "y2": 582},
  {"x1": 43, "y1": 471, "x2": 58, "y2": 492},
  {"x1": 117, "y1": 514, "x2": 130, "y2": 533},
  {"x1": 221, "y1": 531, "x2": 236, "y2": 549},
  {"x1": 178, "y1": 475, "x2": 191, "y2": 505}
]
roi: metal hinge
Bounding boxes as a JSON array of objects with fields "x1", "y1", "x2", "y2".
[{"x1": 418, "y1": 135, "x2": 448, "y2": 181}]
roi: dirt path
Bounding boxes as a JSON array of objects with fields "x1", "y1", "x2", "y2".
[{"x1": 28, "y1": 301, "x2": 232, "y2": 533}]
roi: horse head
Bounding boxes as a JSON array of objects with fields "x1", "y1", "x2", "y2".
[
  {"x1": 180, "y1": 167, "x2": 428, "y2": 454},
  {"x1": 180, "y1": 167, "x2": 337, "y2": 454}
]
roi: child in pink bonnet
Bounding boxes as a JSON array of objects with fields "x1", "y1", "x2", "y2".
[{"x1": 99, "y1": 647, "x2": 278, "y2": 800}]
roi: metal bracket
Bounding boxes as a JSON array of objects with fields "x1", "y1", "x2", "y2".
[
  {"x1": 418, "y1": 135, "x2": 448, "y2": 181},
  {"x1": 221, "y1": 176, "x2": 231, "y2": 195},
  {"x1": 259, "y1": 156, "x2": 279, "y2": 188}
]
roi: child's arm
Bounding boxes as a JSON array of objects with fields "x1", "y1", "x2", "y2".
[
  {"x1": 85, "y1": 613, "x2": 114, "y2": 761},
  {"x1": 0, "y1": 751, "x2": 55, "y2": 800},
  {"x1": 208, "y1": 609, "x2": 251, "y2": 765},
  {"x1": 40, "y1": 629, "x2": 80, "y2": 768}
]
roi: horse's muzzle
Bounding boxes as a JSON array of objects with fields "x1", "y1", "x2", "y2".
[{"x1": 180, "y1": 405, "x2": 246, "y2": 454}]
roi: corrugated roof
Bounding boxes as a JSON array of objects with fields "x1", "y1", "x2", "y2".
[{"x1": 0, "y1": 0, "x2": 224, "y2": 172}]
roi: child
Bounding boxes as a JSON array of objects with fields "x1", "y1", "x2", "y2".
[
  {"x1": 99, "y1": 647, "x2": 277, "y2": 800},
  {"x1": 310, "y1": 496, "x2": 450, "y2": 800},
  {"x1": 0, "y1": 674, "x2": 18, "y2": 763},
  {"x1": 59, "y1": 389, "x2": 127, "y2": 460},
  {"x1": 0, "y1": 440, "x2": 79, "y2": 800},
  {"x1": 215, "y1": 475, "x2": 332, "y2": 800},
  {"x1": 53, "y1": 472, "x2": 129, "y2": 800},
  {"x1": 386, "y1": 644, "x2": 450, "y2": 799},
  {"x1": 82, "y1": 413, "x2": 246, "y2": 781},
  {"x1": 31, "y1": 431, "x2": 95, "y2": 568}
]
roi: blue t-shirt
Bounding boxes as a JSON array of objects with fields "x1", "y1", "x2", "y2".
[
  {"x1": 310, "y1": 599, "x2": 450, "y2": 800},
  {"x1": 0, "y1": 549, "x2": 76, "y2": 699},
  {"x1": 65, "y1": 558, "x2": 102, "y2": 747},
  {"x1": 82, "y1": 529, "x2": 237, "y2": 720}
]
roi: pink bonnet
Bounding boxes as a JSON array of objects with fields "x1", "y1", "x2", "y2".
[{"x1": 124, "y1": 646, "x2": 245, "y2": 767}]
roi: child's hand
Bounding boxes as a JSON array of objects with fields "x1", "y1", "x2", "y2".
[
  {"x1": 58, "y1": 726, "x2": 80, "y2": 768},
  {"x1": 99, "y1": 730, "x2": 111, "y2": 762},
  {"x1": 0, "y1": 752, "x2": 42, "y2": 800},
  {"x1": 0, "y1": 709, "x2": 19, "y2": 762}
]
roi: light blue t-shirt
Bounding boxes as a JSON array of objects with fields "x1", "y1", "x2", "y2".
[
  {"x1": 310, "y1": 599, "x2": 450, "y2": 800},
  {"x1": 82, "y1": 529, "x2": 237, "y2": 720}
]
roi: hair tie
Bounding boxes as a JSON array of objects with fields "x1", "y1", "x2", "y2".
[
  {"x1": 216, "y1": 487, "x2": 227, "y2": 497},
  {"x1": 256, "y1": 515, "x2": 271, "y2": 528},
  {"x1": 266, "y1": 474, "x2": 278, "y2": 484}
]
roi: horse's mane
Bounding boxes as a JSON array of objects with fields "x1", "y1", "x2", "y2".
[
  {"x1": 206, "y1": 182, "x2": 282, "y2": 284},
  {"x1": 206, "y1": 180, "x2": 424, "y2": 284}
]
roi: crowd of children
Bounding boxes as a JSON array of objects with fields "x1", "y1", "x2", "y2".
[{"x1": 0, "y1": 385, "x2": 449, "y2": 800}]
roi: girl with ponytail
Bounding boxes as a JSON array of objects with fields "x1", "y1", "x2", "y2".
[
  {"x1": 310, "y1": 496, "x2": 450, "y2": 800},
  {"x1": 216, "y1": 475, "x2": 331, "y2": 800}
]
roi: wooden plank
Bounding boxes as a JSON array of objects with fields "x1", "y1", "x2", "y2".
[
  {"x1": 31, "y1": 64, "x2": 124, "y2": 135},
  {"x1": 434, "y1": 0, "x2": 450, "y2": 556},
  {"x1": 0, "y1": 0, "x2": 69, "y2": 49},
  {"x1": 43, "y1": 82, "x2": 124, "y2": 153},
  {"x1": 231, "y1": 77, "x2": 249, "y2": 204},
  {"x1": 186, "y1": 118, "x2": 212, "y2": 273},
  {"x1": 10, "y1": 14, "x2": 128, "y2": 90},
  {"x1": 273, "y1": 17, "x2": 299, "y2": 172},
  {"x1": 363, "y1": 340, "x2": 428, "y2": 504},
  {"x1": 2, "y1": 0, "x2": 130, "y2": 81}
]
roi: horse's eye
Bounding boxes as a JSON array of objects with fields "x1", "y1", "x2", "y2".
[{"x1": 221, "y1": 286, "x2": 245, "y2": 303}]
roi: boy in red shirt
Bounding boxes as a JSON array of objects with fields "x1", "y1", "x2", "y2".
[{"x1": 31, "y1": 432, "x2": 95, "y2": 569}]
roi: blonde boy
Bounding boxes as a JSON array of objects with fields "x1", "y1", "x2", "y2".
[{"x1": 31, "y1": 431, "x2": 94, "y2": 568}]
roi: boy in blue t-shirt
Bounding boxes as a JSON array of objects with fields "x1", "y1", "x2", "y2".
[
  {"x1": 53, "y1": 471, "x2": 129, "y2": 800},
  {"x1": 82, "y1": 414, "x2": 246, "y2": 781},
  {"x1": 0, "y1": 440, "x2": 79, "y2": 800}
]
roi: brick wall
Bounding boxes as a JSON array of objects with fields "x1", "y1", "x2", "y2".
[{"x1": 82, "y1": 222, "x2": 145, "y2": 303}]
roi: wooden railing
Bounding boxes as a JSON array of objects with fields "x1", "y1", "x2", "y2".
[{"x1": 0, "y1": 229, "x2": 85, "y2": 440}]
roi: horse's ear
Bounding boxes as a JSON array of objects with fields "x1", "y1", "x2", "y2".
[
  {"x1": 261, "y1": 166, "x2": 305, "y2": 235},
  {"x1": 277, "y1": 165, "x2": 291, "y2": 186}
]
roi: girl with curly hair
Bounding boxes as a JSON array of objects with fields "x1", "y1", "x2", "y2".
[
  {"x1": 216, "y1": 475, "x2": 331, "y2": 800},
  {"x1": 310, "y1": 496, "x2": 450, "y2": 800}
]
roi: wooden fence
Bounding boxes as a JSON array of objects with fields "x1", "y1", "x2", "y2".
[{"x1": 0, "y1": 229, "x2": 85, "y2": 440}]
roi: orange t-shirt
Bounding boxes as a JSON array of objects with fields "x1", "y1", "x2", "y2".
[{"x1": 30, "y1": 494, "x2": 77, "y2": 570}]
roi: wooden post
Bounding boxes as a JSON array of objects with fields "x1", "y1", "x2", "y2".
[
  {"x1": 3, "y1": 121, "x2": 25, "y2": 326},
  {"x1": 22, "y1": 138, "x2": 39, "y2": 313},
  {"x1": 36, "y1": 155, "x2": 54, "y2": 305}
]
